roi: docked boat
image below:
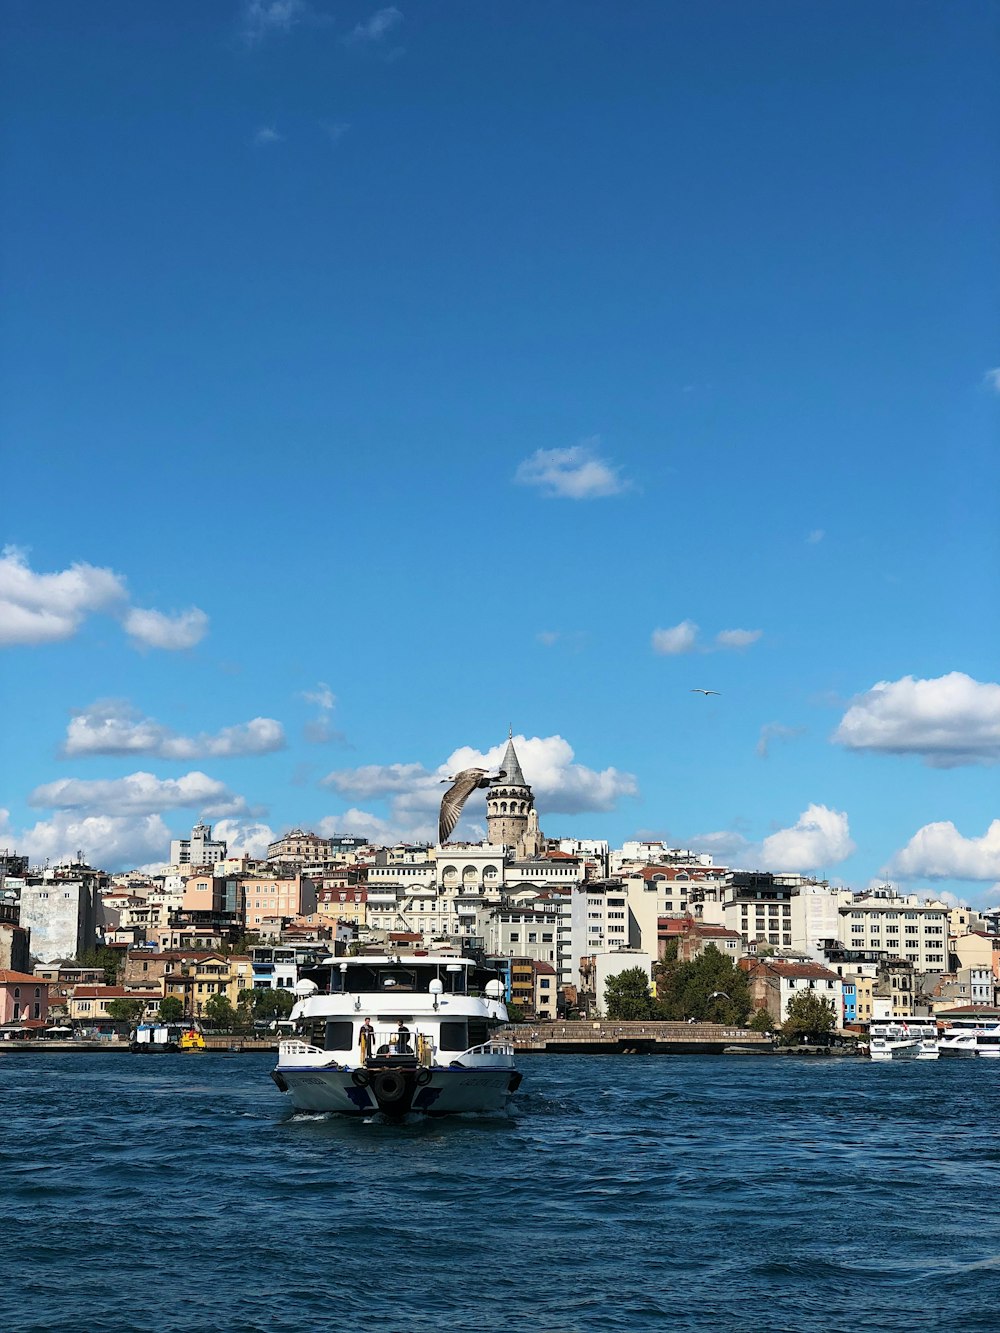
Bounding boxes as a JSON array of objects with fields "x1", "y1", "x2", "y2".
[
  {"x1": 271, "y1": 954, "x2": 522, "y2": 1116},
  {"x1": 938, "y1": 1020, "x2": 1000, "y2": 1058},
  {"x1": 869, "y1": 1018, "x2": 939, "y2": 1061},
  {"x1": 129, "y1": 1023, "x2": 205, "y2": 1053}
]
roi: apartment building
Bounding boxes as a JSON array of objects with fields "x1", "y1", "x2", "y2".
[{"x1": 837, "y1": 894, "x2": 948, "y2": 970}]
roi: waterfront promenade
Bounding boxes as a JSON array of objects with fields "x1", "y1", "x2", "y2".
[{"x1": 506, "y1": 1019, "x2": 773, "y2": 1054}]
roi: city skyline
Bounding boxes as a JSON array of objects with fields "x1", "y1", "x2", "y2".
[{"x1": 1, "y1": 3, "x2": 997, "y2": 902}]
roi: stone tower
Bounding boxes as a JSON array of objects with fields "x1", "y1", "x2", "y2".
[{"x1": 486, "y1": 732, "x2": 536, "y2": 850}]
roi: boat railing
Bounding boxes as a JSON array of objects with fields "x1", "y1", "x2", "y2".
[
  {"x1": 462, "y1": 1039, "x2": 515, "y2": 1059},
  {"x1": 364, "y1": 1028, "x2": 434, "y2": 1066},
  {"x1": 281, "y1": 1038, "x2": 324, "y2": 1056}
]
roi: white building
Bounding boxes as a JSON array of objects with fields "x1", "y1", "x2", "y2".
[
  {"x1": 837, "y1": 893, "x2": 949, "y2": 970},
  {"x1": 18, "y1": 875, "x2": 101, "y2": 963},
  {"x1": 593, "y1": 950, "x2": 654, "y2": 1017},
  {"x1": 747, "y1": 958, "x2": 844, "y2": 1025},
  {"x1": 570, "y1": 880, "x2": 659, "y2": 989},
  {"x1": 791, "y1": 885, "x2": 850, "y2": 959},
  {"x1": 486, "y1": 906, "x2": 559, "y2": 966},
  {"x1": 169, "y1": 821, "x2": 227, "y2": 868}
]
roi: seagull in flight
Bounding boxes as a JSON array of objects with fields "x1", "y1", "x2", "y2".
[
  {"x1": 690, "y1": 689, "x2": 721, "y2": 696},
  {"x1": 438, "y1": 767, "x2": 506, "y2": 844}
]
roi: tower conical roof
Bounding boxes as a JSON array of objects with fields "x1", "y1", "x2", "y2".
[{"x1": 494, "y1": 732, "x2": 527, "y2": 788}]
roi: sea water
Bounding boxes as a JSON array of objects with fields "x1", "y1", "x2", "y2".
[{"x1": 1, "y1": 1053, "x2": 998, "y2": 1332}]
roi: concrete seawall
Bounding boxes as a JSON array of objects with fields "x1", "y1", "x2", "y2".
[
  {"x1": 0, "y1": 1037, "x2": 279, "y2": 1054},
  {"x1": 505, "y1": 1021, "x2": 774, "y2": 1055}
]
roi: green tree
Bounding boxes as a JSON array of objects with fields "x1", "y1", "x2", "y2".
[
  {"x1": 237, "y1": 988, "x2": 295, "y2": 1021},
  {"x1": 656, "y1": 946, "x2": 752, "y2": 1025},
  {"x1": 204, "y1": 993, "x2": 236, "y2": 1029},
  {"x1": 604, "y1": 967, "x2": 659, "y2": 1020},
  {"x1": 76, "y1": 946, "x2": 125, "y2": 985},
  {"x1": 158, "y1": 995, "x2": 184, "y2": 1022},
  {"x1": 748, "y1": 1007, "x2": 776, "y2": 1033},
  {"x1": 216, "y1": 934, "x2": 261, "y2": 957},
  {"x1": 105, "y1": 998, "x2": 146, "y2": 1024},
  {"x1": 782, "y1": 991, "x2": 838, "y2": 1044}
]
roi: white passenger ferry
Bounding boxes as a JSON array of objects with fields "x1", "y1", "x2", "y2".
[
  {"x1": 271, "y1": 954, "x2": 522, "y2": 1115},
  {"x1": 868, "y1": 1018, "x2": 939, "y2": 1061},
  {"x1": 938, "y1": 1018, "x2": 1000, "y2": 1058}
]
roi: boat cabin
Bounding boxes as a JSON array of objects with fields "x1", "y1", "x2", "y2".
[{"x1": 297, "y1": 955, "x2": 489, "y2": 998}]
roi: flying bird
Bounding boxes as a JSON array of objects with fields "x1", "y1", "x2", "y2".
[
  {"x1": 690, "y1": 689, "x2": 721, "y2": 696},
  {"x1": 438, "y1": 767, "x2": 506, "y2": 844}
]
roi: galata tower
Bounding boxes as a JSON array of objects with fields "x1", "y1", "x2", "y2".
[{"x1": 486, "y1": 731, "x2": 536, "y2": 850}]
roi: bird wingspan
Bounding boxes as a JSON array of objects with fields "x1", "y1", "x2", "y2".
[{"x1": 438, "y1": 768, "x2": 487, "y2": 844}]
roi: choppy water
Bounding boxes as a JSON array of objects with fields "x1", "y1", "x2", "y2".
[{"x1": 1, "y1": 1053, "x2": 998, "y2": 1332}]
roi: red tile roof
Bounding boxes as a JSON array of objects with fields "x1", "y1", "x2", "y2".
[{"x1": 0, "y1": 970, "x2": 42, "y2": 985}]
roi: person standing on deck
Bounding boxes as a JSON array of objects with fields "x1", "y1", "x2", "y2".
[{"x1": 359, "y1": 1017, "x2": 375, "y2": 1060}]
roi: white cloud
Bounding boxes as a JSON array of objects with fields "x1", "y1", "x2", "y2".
[
  {"x1": 756, "y1": 723, "x2": 805, "y2": 758},
  {"x1": 535, "y1": 629, "x2": 588, "y2": 652},
  {"x1": 123, "y1": 606, "x2": 209, "y2": 651},
  {"x1": 983, "y1": 367, "x2": 1000, "y2": 393},
  {"x1": 242, "y1": 0, "x2": 306, "y2": 44},
  {"x1": 321, "y1": 734, "x2": 637, "y2": 843},
  {"x1": 833, "y1": 672, "x2": 1000, "y2": 767},
  {"x1": 212, "y1": 818, "x2": 276, "y2": 859},
  {"x1": 300, "y1": 681, "x2": 345, "y2": 744},
  {"x1": 323, "y1": 762, "x2": 428, "y2": 800},
  {"x1": 302, "y1": 683, "x2": 336, "y2": 712},
  {"x1": 0, "y1": 546, "x2": 126, "y2": 646},
  {"x1": 686, "y1": 828, "x2": 753, "y2": 863},
  {"x1": 347, "y1": 6, "x2": 403, "y2": 42},
  {"x1": 807, "y1": 529, "x2": 825, "y2": 545},
  {"x1": 758, "y1": 804, "x2": 855, "y2": 873},
  {"x1": 651, "y1": 621, "x2": 699, "y2": 655},
  {"x1": 455, "y1": 735, "x2": 637, "y2": 815},
  {"x1": 30, "y1": 771, "x2": 255, "y2": 819},
  {"x1": 63, "y1": 700, "x2": 285, "y2": 759},
  {"x1": 715, "y1": 628, "x2": 762, "y2": 650},
  {"x1": 888, "y1": 820, "x2": 1000, "y2": 882},
  {"x1": 515, "y1": 439, "x2": 629, "y2": 500},
  {"x1": 253, "y1": 126, "x2": 283, "y2": 145},
  {"x1": 0, "y1": 548, "x2": 210, "y2": 652},
  {"x1": 689, "y1": 806, "x2": 854, "y2": 873},
  {"x1": 317, "y1": 809, "x2": 405, "y2": 844},
  {"x1": 17, "y1": 812, "x2": 173, "y2": 872},
  {"x1": 322, "y1": 122, "x2": 350, "y2": 144}
]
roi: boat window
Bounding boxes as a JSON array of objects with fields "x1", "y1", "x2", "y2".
[
  {"x1": 439, "y1": 1021, "x2": 469, "y2": 1052},
  {"x1": 377, "y1": 968, "x2": 417, "y2": 991},
  {"x1": 324, "y1": 1021, "x2": 355, "y2": 1051}
]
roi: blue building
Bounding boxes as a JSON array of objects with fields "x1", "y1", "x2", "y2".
[{"x1": 842, "y1": 980, "x2": 857, "y2": 1025}]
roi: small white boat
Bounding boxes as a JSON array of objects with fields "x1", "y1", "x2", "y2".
[
  {"x1": 869, "y1": 1019, "x2": 939, "y2": 1061},
  {"x1": 271, "y1": 955, "x2": 522, "y2": 1116}
]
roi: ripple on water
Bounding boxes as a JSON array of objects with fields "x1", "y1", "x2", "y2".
[{"x1": 0, "y1": 1052, "x2": 997, "y2": 1332}]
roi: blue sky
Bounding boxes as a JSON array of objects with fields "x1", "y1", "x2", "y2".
[{"x1": 1, "y1": 1, "x2": 998, "y2": 901}]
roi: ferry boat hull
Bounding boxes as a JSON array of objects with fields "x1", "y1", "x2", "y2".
[
  {"x1": 275, "y1": 1060, "x2": 521, "y2": 1116},
  {"x1": 870, "y1": 1039, "x2": 923, "y2": 1061}
]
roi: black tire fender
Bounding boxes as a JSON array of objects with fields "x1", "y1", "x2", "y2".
[
  {"x1": 351, "y1": 1069, "x2": 370, "y2": 1088},
  {"x1": 415, "y1": 1068, "x2": 432, "y2": 1086},
  {"x1": 372, "y1": 1070, "x2": 406, "y2": 1103}
]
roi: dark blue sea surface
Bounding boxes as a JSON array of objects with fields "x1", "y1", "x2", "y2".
[{"x1": 1, "y1": 1053, "x2": 998, "y2": 1332}]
